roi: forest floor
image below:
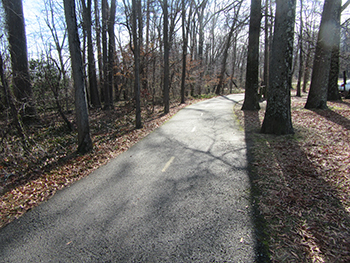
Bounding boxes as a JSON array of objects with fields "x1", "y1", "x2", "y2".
[
  {"x1": 233, "y1": 91, "x2": 350, "y2": 262},
  {"x1": 0, "y1": 97, "x2": 208, "y2": 229}
]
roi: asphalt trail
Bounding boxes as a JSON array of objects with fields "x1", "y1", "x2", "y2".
[{"x1": 0, "y1": 94, "x2": 257, "y2": 262}]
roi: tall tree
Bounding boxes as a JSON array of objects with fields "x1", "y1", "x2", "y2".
[
  {"x1": 263, "y1": 0, "x2": 270, "y2": 99},
  {"x1": 132, "y1": 0, "x2": 142, "y2": 128},
  {"x1": 261, "y1": 0, "x2": 296, "y2": 135},
  {"x1": 64, "y1": 0, "x2": 93, "y2": 154},
  {"x1": 305, "y1": 0, "x2": 339, "y2": 109},
  {"x1": 241, "y1": 0, "x2": 262, "y2": 110},
  {"x1": 327, "y1": 0, "x2": 342, "y2": 101},
  {"x1": 180, "y1": 0, "x2": 189, "y2": 104},
  {"x1": 81, "y1": 0, "x2": 101, "y2": 108},
  {"x1": 296, "y1": 0, "x2": 304, "y2": 97},
  {"x1": 2, "y1": 0, "x2": 37, "y2": 122},
  {"x1": 163, "y1": 0, "x2": 170, "y2": 114},
  {"x1": 107, "y1": 0, "x2": 117, "y2": 108}
]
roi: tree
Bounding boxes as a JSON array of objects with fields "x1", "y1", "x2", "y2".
[
  {"x1": 180, "y1": 0, "x2": 189, "y2": 104},
  {"x1": 327, "y1": 0, "x2": 343, "y2": 101},
  {"x1": 81, "y1": 0, "x2": 101, "y2": 108},
  {"x1": 296, "y1": 0, "x2": 304, "y2": 97},
  {"x1": 241, "y1": 0, "x2": 262, "y2": 111},
  {"x1": 132, "y1": 0, "x2": 142, "y2": 128},
  {"x1": 261, "y1": 0, "x2": 296, "y2": 135},
  {"x1": 216, "y1": 1, "x2": 244, "y2": 95},
  {"x1": 163, "y1": 0, "x2": 170, "y2": 114},
  {"x1": 2, "y1": 0, "x2": 37, "y2": 122},
  {"x1": 305, "y1": 0, "x2": 339, "y2": 109},
  {"x1": 63, "y1": 0, "x2": 93, "y2": 154}
]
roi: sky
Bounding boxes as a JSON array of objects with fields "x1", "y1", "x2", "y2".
[{"x1": 19, "y1": 0, "x2": 350, "y2": 59}]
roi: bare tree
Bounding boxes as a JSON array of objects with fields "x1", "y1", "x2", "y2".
[
  {"x1": 81, "y1": 0, "x2": 101, "y2": 108},
  {"x1": 63, "y1": 0, "x2": 93, "y2": 154},
  {"x1": 163, "y1": 0, "x2": 170, "y2": 114},
  {"x1": 132, "y1": 0, "x2": 142, "y2": 128},
  {"x1": 2, "y1": 0, "x2": 37, "y2": 122}
]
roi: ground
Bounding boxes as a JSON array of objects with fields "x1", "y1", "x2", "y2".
[{"x1": 233, "y1": 91, "x2": 350, "y2": 262}]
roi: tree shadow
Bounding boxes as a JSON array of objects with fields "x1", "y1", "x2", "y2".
[
  {"x1": 242, "y1": 110, "x2": 350, "y2": 261},
  {"x1": 312, "y1": 108, "x2": 350, "y2": 131},
  {"x1": 243, "y1": 110, "x2": 271, "y2": 262}
]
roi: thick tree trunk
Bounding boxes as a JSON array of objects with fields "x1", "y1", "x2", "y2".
[
  {"x1": 263, "y1": 0, "x2": 270, "y2": 99},
  {"x1": 2, "y1": 0, "x2": 37, "y2": 122},
  {"x1": 64, "y1": 0, "x2": 93, "y2": 154},
  {"x1": 305, "y1": 0, "x2": 339, "y2": 109},
  {"x1": 261, "y1": 0, "x2": 296, "y2": 135},
  {"x1": 242, "y1": 0, "x2": 262, "y2": 110},
  {"x1": 328, "y1": 0, "x2": 342, "y2": 101}
]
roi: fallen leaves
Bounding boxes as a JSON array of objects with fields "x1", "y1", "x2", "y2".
[{"x1": 234, "y1": 93, "x2": 350, "y2": 262}]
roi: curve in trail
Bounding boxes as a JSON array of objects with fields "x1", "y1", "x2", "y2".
[{"x1": 0, "y1": 94, "x2": 258, "y2": 262}]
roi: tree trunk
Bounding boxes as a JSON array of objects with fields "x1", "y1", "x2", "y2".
[
  {"x1": 163, "y1": 0, "x2": 170, "y2": 114},
  {"x1": 107, "y1": 0, "x2": 117, "y2": 108},
  {"x1": 328, "y1": 0, "x2": 342, "y2": 101},
  {"x1": 263, "y1": 0, "x2": 270, "y2": 99},
  {"x1": 260, "y1": 0, "x2": 296, "y2": 135},
  {"x1": 2, "y1": 0, "x2": 37, "y2": 122},
  {"x1": 64, "y1": 0, "x2": 93, "y2": 154},
  {"x1": 180, "y1": 0, "x2": 188, "y2": 104},
  {"x1": 82, "y1": 0, "x2": 100, "y2": 108},
  {"x1": 242, "y1": 0, "x2": 262, "y2": 110},
  {"x1": 296, "y1": 0, "x2": 303, "y2": 97},
  {"x1": 305, "y1": 0, "x2": 339, "y2": 109},
  {"x1": 94, "y1": 0, "x2": 103, "y2": 99},
  {"x1": 102, "y1": 0, "x2": 110, "y2": 109},
  {"x1": 132, "y1": 0, "x2": 142, "y2": 128}
]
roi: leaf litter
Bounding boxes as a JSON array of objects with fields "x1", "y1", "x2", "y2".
[{"x1": 234, "y1": 92, "x2": 350, "y2": 262}]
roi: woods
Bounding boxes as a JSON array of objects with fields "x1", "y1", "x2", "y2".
[{"x1": 1, "y1": 0, "x2": 350, "y2": 260}]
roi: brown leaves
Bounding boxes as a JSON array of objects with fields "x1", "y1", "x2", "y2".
[{"x1": 234, "y1": 93, "x2": 350, "y2": 262}]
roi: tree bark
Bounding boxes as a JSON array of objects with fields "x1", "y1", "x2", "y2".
[
  {"x1": 180, "y1": 0, "x2": 188, "y2": 104},
  {"x1": 2, "y1": 0, "x2": 37, "y2": 122},
  {"x1": 305, "y1": 0, "x2": 339, "y2": 109},
  {"x1": 163, "y1": 0, "x2": 170, "y2": 114},
  {"x1": 296, "y1": 0, "x2": 303, "y2": 97},
  {"x1": 328, "y1": 0, "x2": 342, "y2": 101},
  {"x1": 241, "y1": 0, "x2": 262, "y2": 110},
  {"x1": 102, "y1": 0, "x2": 110, "y2": 109},
  {"x1": 261, "y1": 0, "x2": 296, "y2": 135},
  {"x1": 64, "y1": 0, "x2": 93, "y2": 154},
  {"x1": 107, "y1": 0, "x2": 117, "y2": 108},
  {"x1": 132, "y1": 0, "x2": 142, "y2": 128},
  {"x1": 82, "y1": 0, "x2": 101, "y2": 108}
]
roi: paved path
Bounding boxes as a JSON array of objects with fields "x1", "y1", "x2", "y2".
[{"x1": 0, "y1": 94, "x2": 257, "y2": 262}]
